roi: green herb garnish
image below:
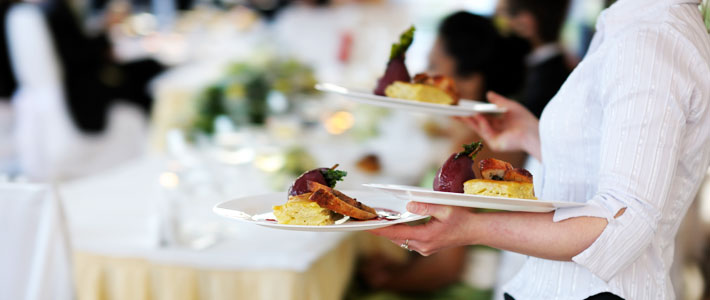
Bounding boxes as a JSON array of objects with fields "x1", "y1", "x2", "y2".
[
  {"x1": 322, "y1": 164, "x2": 347, "y2": 188},
  {"x1": 454, "y1": 141, "x2": 483, "y2": 160},
  {"x1": 389, "y1": 26, "x2": 416, "y2": 61}
]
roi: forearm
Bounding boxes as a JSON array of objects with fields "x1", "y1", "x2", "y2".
[{"x1": 469, "y1": 211, "x2": 607, "y2": 261}]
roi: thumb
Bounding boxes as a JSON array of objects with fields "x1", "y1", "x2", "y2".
[
  {"x1": 486, "y1": 91, "x2": 512, "y2": 106},
  {"x1": 407, "y1": 202, "x2": 453, "y2": 220}
]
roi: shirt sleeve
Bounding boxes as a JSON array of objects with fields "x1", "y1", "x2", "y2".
[{"x1": 552, "y1": 28, "x2": 695, "y2": 281}]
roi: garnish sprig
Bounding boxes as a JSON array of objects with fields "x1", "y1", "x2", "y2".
[
  {"x1": 454, "y1": 141, "x2": 484, "y2": 160},
  {"x1": 389, "y1": 26, "x2": 415, "y2": 61},
  {"x1": 322, "y1": 164, "x2": 347, "y2": 188}
]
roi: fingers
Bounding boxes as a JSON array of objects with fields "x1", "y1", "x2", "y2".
[
  {"x1": 391, "y1": 239, "x2": 405, "y2": 246},
  {"x1": 471, "y1": 114, "x2": 498, "y2": 143},
  {"x1": 368, "y1": 223, "x2": 427, "y2": 240},
  {"x1": 456, "y1": 116, "x2": 481, "y2": 133},
  {"x1": 459, "y1": 115, "x2": 509, "y2": 152},
  {"x1": 387, "y1": 239, "x2": 433, "y2": 256},
  {"x1": 370, "y1": 204, "x2": 467, "y2": 257},
  {"x1": 467, "y1": 114, "x2": 489, "y2": 133},
  {"x1": 486, "y1": 91, "x2": 511, "y2": 106},
  {"x1": 454, "y1": 116, "x2": 471, "y2": 126},
  {"x1": 406, "y1": 202, "x2": 454, "y2": 220}
]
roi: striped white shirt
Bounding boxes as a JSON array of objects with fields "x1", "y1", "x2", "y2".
[{"x1": 504, "y1": 0, "x2": 710, "y2": 299}]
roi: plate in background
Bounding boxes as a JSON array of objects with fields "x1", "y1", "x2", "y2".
[{"x1": 316, "y1": 82, "x2": 505, "y2": 115}]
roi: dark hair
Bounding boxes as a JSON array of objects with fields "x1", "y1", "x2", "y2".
[
  {"x1": 505, "y1": 0, "x2": 570, "y2": 43},
  {"x1": 438, "y1": 11, "x2": 527, "y2": 96}
]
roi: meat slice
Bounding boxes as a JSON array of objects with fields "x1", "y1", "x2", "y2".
[
  {"x1": 503, "y1": 168, "x2": 533, "y2": 183},
  {"x1": 307, "y1": 181, "x2": 377, "y2": 219},
  {"x1": 309, "y1": 188, "x2": 378, "y2": 220},
  {"x1": 480, "y1": 158, "x2": 513, "y2": 180}
]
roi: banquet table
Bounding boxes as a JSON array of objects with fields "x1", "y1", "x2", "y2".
[{"x1": 59, "y1": 155, "x2": 405, "y2": 300}]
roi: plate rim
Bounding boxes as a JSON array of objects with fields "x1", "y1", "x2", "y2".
[
  {"x1": 362, "y1": 183, "x2": 586, "y2": 209},
  {"x1": 315, "y1": 82, "x2": 506, "y2": 114},
  {"x1": 213, "y1": 190, "x2": 429, "y2": 231}
]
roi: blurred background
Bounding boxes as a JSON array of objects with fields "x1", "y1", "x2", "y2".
[{"x1": 1, "y1": 0, "x2": 709, "y2": 299}]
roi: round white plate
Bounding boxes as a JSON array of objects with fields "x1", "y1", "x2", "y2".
[
  {"x1": 363, "y1": 183, "x2": 586, "y2": 213},
  {"x1": 213, "y1": 190, "x2": 428, "y2": 232},
  {"x1": 315, "y1": 82, "x2": 505, "y2": 115}
]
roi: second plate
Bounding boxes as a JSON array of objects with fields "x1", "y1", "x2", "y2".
[
  {"x1": 363, "y1": 183, "x2": 585, "y2": 213},
  {"x1": 316, "y1": 82, "x2": 505, "y2": 115}
]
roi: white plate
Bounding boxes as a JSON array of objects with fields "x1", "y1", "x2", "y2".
[
  {"x1": 213, "y1": 190, "x2": 428, "y2": 232},
  {"x1": 363, "y1": 184, "x2": 586, "y2": 213},
  {"x1": 316, "y1": 82, "x2": 505, "y2": 115}
]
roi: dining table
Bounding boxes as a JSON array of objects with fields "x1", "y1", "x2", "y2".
[
  {"x1": 60, "y1": 155, "x2": 343, "y2": 300},
  {"x1": 58, "y1": 147, "x2": 419, "y2": 300}
]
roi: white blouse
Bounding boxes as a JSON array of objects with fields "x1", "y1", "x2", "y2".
[{"x1": 503, "y1": 0, "x2": 710, "y2": 299}]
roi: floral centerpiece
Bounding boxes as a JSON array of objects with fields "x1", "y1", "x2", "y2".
[{"x1": 191, "y1": 58, "x2": 318, "y2": 135}]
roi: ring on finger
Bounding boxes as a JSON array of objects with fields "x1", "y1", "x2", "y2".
[{"x1": 400, "y1": 239, "x2": 411, "y2": 251}]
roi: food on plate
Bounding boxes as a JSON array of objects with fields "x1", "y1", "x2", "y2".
[
  {"x1": 480, "y1": 158, "x2": 513, "y2": 181},
  {"x1": 384, "y1": 73, "x2": 459, "y2": 105},
  {"x1": 307, "y1": 181, "x2": 377, "y2": 220},
  {"x1": 464, "y1": 158, "x2": 536, "y2": 199},
  {"x1": 432, "y1": 142, "x2": 536, "y2": 199},
  {"x1": 412, "y1": 73, "x2": 459, "y2": 104},
  {"x1": 274, "y1": 165, "x2": 377, "y2": 225},
  {"x1": 463, "y1": 179, "x2": 536, "y2": 200},
  {"x1": 503, "y1": 168, "x2": 534, "y2": 184},
  {"x1": 433, "y1": 141, "x2": 483, "y2": 193},
  {"x1": 287, "y1": 165, "x2": 347, "y2": 198},
  {"x1": 373, "y1": 26, "x2": 461, "y2": 106},
  {"x1": 272, "y1": 195, "x2": 344, "y2": 226},
  {"x1": 374, "y1": 26, "x2": 415, "y2": 96}
]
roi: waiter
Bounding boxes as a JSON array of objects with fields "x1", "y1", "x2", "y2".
[{"x1": 370, "y1": 1, "x2": 710, "y2": 299}]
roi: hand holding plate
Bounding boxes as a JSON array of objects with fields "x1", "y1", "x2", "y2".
[
  {"x1": 457, "y1": 91, "x2": 541, "y2": 160},
  {"x1": 368, "y1": 202, "x2": 480, "y2": 256}
]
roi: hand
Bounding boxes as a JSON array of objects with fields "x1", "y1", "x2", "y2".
[
  {"x1": 457, "y1": 91, "x2": 541, "y2": 160},
  {"x1": 368, "y1": 202, "x2": 479, "y2": 256}
]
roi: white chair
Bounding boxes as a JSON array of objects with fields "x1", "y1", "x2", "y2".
[
  {"x1": 5, "y1": 3, "x2": 147, "y2": 181},
  {"x1": 0, "y1": 182, "x2": 74, "y2": 300}
]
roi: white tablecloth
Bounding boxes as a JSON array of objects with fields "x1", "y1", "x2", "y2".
[{"x1": 59, "y1": 155, "x2": 348, "y2": 272}]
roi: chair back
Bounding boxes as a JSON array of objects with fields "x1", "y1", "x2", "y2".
[
  {"x1": 0, "y1": 182, "x2": 74, "y2": 300},
  {"x1": 5, "y1": 4, "x2": 84, "y2": 180},
  {"x1": 6, "y1": 4, "x2": 146, "y2": 180}
]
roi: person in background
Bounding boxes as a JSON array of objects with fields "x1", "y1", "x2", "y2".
[
  {"x1": 36, "y1": 0, "x2": 163, "y2": 134},
  {"x1": 429, "y1": 11, "x2": 527, "y2": 103},
  {"x1": 354, "y1": 12, "x2": 527, "y2": 298},
  {"x1": 497, "y1": 0, "x2": 571, "y2": 118},
  {"x1": 431, "y1": 11, "x2": 528, "y2": 168}
]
